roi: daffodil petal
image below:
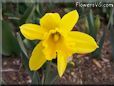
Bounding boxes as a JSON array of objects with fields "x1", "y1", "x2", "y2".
[
  {"x1": 20, "y1": 24, "x2": 44, "y2": 40},
  {"x1": 43, "y1": 45, "x2": 56, "y2": 60},
  {"x1": 60, "y1": 10, "x2": 79, "y2": 31},
  {"x1": 42, "y1": 30, "x2": 58, "y2": 60},
  {"x1": 42, "y1": 37, "x2": 56, "y2": 60},
  {"x1": 57, "y1": 51, "x2": 67, "y2": 77},
  {"x1": 40, "y1": 13, "x2": 61, "y2": 31},
  {"x1": 67, "y1": 31, "x2": 99, "y2": 54},
  {"x1": 57, "y1": 38, "x2": 73, "y2": 58},
  {"x1": 29, "y1": 42, "x2": 46, "y2": 70},
  {"x1": 56, "y1": 39, "x2": 72, "y2": 77}
]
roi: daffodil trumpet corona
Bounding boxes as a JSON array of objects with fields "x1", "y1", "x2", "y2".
[{"x1": 20, "y1": 10, "x2": 99, "y2": 77}]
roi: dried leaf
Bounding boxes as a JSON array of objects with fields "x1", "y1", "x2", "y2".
[{"x1": 93, "y1": 59, "x2": 102, "y2": 68}]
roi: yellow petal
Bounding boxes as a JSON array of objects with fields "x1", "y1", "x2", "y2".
[
  {"x1": 42, "y1": 33, "x2": 56, "y2": 60},
  {"x1": 20, "y1": 24, "x2": 44, "y2": 40},
  {"x1": 60, "y1": 10, "x2": 79, "y2": 31},
  {"x1": 40, "y1": 13, "x2": 61, "y2": 31},
  {"x1": 29, "y1": 42, "x2": 46, "y2": 70},
  {"x1": 56, "y1": 38, "x2": 73, "y2": 58},
  {"x1": 57, "y1": 51, "x2": 67, "y2": 77},
  {"x1": 67, "y1": 31, "x2": 99, "y2": 54},
  {"x1": 56, "y1": 38, "x2": 73, "y2": 77},
  {"x1": 43, "y1": 43, "x2": 56, "y2": 60}
]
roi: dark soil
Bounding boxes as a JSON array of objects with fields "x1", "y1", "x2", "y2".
[{"x1": 2, "y1": 56, "x2": 31, "y2": 85}]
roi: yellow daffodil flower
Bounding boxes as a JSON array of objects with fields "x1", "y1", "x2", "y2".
[{"x1": 20, "y1": 10, "x2": 98, "y2": 77}]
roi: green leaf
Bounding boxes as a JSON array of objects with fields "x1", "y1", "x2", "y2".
[
  {"x1": 23, "y1": 39, "x2": 33, "y2": 49},
  {"x1": 44, "y1": 62, "x2": 58, "y2": 84},
  {"x1": 84, "y1": 16, "x2": 89, "y2": 34},
  {"x1": 19, "y1": 4, "x2": 36, "y2": 26},
  {"x1": 107, "y1": 8, "x2": 114, "y2": 29},
  {"x1": 36, "y1": 3, "x2": 45, "y2": 18},
  {"x1": 87, "y1": 9, "x2": 96, "y2": 39},
  {"x1": 32, "y1": 72, "x2": 40, "y2": 85},
  {"x1": 95, "y1": 15, "x2": 101, "y2": 32},
  {"x1": 17, "y1": 32, "x2": 28, "y2": 58},
  {"x1": 2, "y1": 20, "x2": 20, "y2": 56},
  {"x1": 17, "y1": 32, "x2": 33, "y2": 77},
  {"x1": 92, "y1": 30, "x2": 105, "y2": 58}
]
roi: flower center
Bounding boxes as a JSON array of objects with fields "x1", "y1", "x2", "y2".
[{"x1": 52, "y1": 32, "x2": 60, "y2": 42}]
